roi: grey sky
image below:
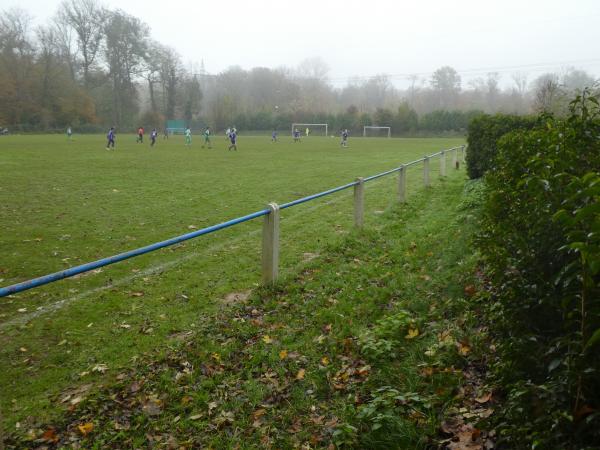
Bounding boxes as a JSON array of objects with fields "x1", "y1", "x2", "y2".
[{"x1": 8, "y1": 0, "x2": 600, "y2": 88}]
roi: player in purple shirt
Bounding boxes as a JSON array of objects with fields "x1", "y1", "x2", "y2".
[
  {"x1": 340, "y1": 129, "x2": 349, "y2": 148},
  {"x1": 293, "y1": 128, "x2": 301, "y2": 143},
  {"x1": 106, "y1": 127, "x2": 115, "y2": 150},
  {"x1": 271, "y1": 130, "x2": 278, "y2": 142},
  {"x1": 228, "y1": 129, "x2": 237, "y2": 151},
  {"x1": 150, "y1": 128, "x2": 157, "y2": 147}
]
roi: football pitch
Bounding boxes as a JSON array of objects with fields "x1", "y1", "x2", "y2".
[{"x1": 0, "y1": 134, "x2": 464, "y2": 426}]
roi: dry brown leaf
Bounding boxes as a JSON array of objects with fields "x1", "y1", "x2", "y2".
[
  {"x1": 464, "y1": 285, "x2": 477, "y2": 297},
  {"x1": 475, "y1": 392, "x2": 492, "y2": 404},
  {"x1": 296, "y1": 368, "x2": 306, "y2": 380},
  {"x1": 41, "y1": 428, "x2": 59, "y2": 443},
  {"x1": 279, "y1": 349, "x2": 288, "y2": 360},
  {"x1": 253, "y1": 408, "x2": 267, "y2": 420}
]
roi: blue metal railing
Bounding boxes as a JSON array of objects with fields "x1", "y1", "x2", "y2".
[{"x1": 0, "y1": 146, "x2": 464, "y2": 298}]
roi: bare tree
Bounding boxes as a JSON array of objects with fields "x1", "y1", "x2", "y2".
[
  {"x1": 561, "y1": 68, "x2": 596, "y2": 93},
  {"x1": 512, "y1": 71, "x2": 528, "y2": 97},
  {"x1": 0, "y1": 8, "x2": 35, "y2": 124},
  {"x1": 59, "y1": 0, "x2": 104, "y2": 87},
  {"x1": 103, "y1": 9, "x2": 149, "y2": 126},
  {"x1": 430, "y1": 66, "x2": 461, "y2": 109},
  {"x1": 533, "y1": 73, "x2": 564, "y2": 114},
  {"x1": 52, "y1": 11, "x2": 78, "y2": 81},
  {"x1": 486, "y1": 72, "x2": 500, "y2": 112}
]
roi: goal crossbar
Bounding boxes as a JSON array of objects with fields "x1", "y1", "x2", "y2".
[
  {"x1": 291, "y1": 123, "x2": 328, "y2": 136},
  {"x1": 363, "y1": 126, "x2": 391, "y2": 138}
]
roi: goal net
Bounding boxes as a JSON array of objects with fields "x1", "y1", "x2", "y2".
[
  {"x1": 363, "y1": 126, "x2": 391, "y2": 138},
  {"x1": 291, "y1": 123, "x2": 328, "y2": 137}
]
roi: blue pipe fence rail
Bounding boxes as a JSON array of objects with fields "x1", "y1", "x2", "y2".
[{"x1": 0, "y1": 145, "x2": 466, "y2": 298}]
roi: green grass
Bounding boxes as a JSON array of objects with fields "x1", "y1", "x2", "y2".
[{"x1": 0, "y1": 134, "x2": 467, "y2": 445}]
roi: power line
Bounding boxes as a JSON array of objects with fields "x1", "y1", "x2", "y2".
[{"x1": 327, "y1": 58, "x2": 600, "y2": 84}]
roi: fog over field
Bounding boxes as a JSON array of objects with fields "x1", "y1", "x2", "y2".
[
  {"x1": 1, "y1": 0, "x2": 599, "y2": 130},
  {"x1": 7, "y1": 0, "x2": 600, "y2": 87}
]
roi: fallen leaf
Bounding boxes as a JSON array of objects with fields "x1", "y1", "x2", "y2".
[
  {"x1": 41, "y1": 428, "x2": 59, "y2": 443},
  {"x1": 253, "y1": 408, "x2": 267, "y2": 420},
  {"x1": 58, "y1": 339, "x2": 67, "y2": 346},
  {"x1": 296, "y1": 369, "x2": 306, "y2": 380},
  {"x1": 420, "y1": 366, "x2": 434, "y2": 377},
  {"x1": 279, "y1": 350, "x2": 288, "y2": 360},
  {"x1": 77, "y1": 422, "x2": 94, "y2": 436},
  {"x1": 190, "y1": 414, "x2": 202, "y2": 420},
  {"x1": 262, "y1": 335, "x2": 273, "y2": 344},
  {"x1": 457, "y1": 341, "x2": 471, "y2": 356},
  {"x1": 130, "y1": 291, "x2": 144, "y2": 297},
  {"x1": 142, "y1": 399, "x2": 162, "y2": 416},
  {"x1": 464, "y1": 285, "x2": 477, "y2": 297},
  {"x1": 321, "y1": 356, "x2": 330, "y2": 366},
  {"x1": 475, "y1": 392, "x2": 492, "y2": 404},
  {"x1": 92, "y1": 364, "x2": 108, "y2": 373},
  {"x1": 323, "y1": 324, "x2": 332, "y2": 334},
  {"x1": 405, "y1": 328, "x2": 419, "y2": 339}
]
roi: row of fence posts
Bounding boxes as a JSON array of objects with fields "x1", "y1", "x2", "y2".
[{"x1": 261, "y1": 145, "x2": 466, "y2": 284}]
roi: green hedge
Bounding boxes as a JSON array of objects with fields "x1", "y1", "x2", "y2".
[
  {"x1": 478, "y1": 92, "x2": 600, "y2": 448},
  {"x1": 466, "y1": 114, "x2": 538, "y2": 179}
]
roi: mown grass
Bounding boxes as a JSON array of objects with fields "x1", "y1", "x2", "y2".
[{"x1": 0, "y1": 135, "x2": 468, "y2": 446}]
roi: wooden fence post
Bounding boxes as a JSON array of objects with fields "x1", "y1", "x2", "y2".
[
  {"x1": 440, "y1": 150, "x2": 446, "y2": 177},
  {"x1": 397, "y1": 165, "x2": 407, "y2": 203},
  {"x1": 262, "y1": 202, "x2": 280, "y2": 284},
  {"x1": 452, "y1": 148, "x2": 458, "y2": 169},
  {"x1": 354, "y1": 177, "x2": 365, "y2": 228},
  {"x1": 423, "y1": 156, "x2": 430, "y2": 187}
]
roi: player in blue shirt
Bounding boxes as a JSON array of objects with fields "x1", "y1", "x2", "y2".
[
  {"x1": 228, "y1": 129, "x2": 237, "y2": 151},
  {"x1": 150, "y1": 128, "x2": 157, "y2": 147},
  {"x1": 340, "y1": 129, "x2": 349, "y2": 148},
  {"x1": 293, "y1": 128, "x2": 301, "y2": 143},
  {"x1": 106, "y1": 127, "x2": 115, "y2": 150},
  {"x1": 271, "y1": 130, "x2": 278, "y2": 142}
]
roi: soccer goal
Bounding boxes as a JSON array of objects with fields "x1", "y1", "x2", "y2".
[
  {"x1": 291, "y1": 123, "x2": 328, "y2": 137},
  {"x1": 363, "y1": 126, "x2": 391, "y2": 138}
]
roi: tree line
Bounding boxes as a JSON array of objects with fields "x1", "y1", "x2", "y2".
[{"x1": 1, "y1": 1, "x2": 597, "y2": 133}]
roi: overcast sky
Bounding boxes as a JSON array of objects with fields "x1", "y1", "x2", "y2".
[{"x1": 7, "y1": 0, "x2": 600, "y2": 88}]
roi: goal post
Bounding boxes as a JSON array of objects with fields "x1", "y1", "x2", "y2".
[
  {"x1": 291, "y1": 123, "x2": 328, "y2": 136},
  {"x1": 363, "y1": 126, "x2": 391, "y2": 138}
]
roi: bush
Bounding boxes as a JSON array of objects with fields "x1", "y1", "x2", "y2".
[
  {"x1": 479, "y1": 91, "x2": 600, "y2": 448},
  {"x1": 466, "y1": 114, "x2": 538, "y2": 179}
]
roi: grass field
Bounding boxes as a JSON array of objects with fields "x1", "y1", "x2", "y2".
[{"x1": 0, "y1": 134, "x2": 467, "y2": 443}]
